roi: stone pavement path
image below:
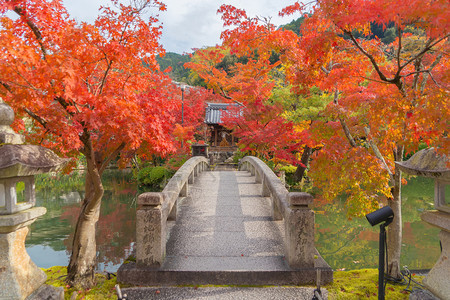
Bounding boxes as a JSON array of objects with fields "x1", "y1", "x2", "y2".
[
  {"x1": 121, "y1": 286, "x2": 327, "y2": 300},
  {"x1": 162, "y1": 170, "x2": 289, "y2": 272}
]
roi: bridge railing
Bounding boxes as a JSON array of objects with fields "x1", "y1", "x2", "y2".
[
  {"x1": 135, "y1": 156, "x2": 209, "y2": 267},
  {"x1": 239, "y1": 156, "x2": 315, "y2": 268}
]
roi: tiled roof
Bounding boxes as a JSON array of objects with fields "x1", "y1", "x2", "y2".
[{"x1": 205, "y1": 103, "x2": 241, "y2": 124}]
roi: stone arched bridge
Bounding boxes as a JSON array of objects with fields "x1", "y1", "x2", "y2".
[{"x1": 117, "y1": 156, "x2": 333, "y2": 286}]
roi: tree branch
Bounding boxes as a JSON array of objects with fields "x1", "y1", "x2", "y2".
[
  {"x1": 99, "y1": 142, "x2": 126, "y2": 174},
  {"x1": 13, "y1": 6, "x2": 47, "y2": 60},
  {"x1": 320, "y1": 66, "x2": 330, "y2": 75},
  {"x1": 395, "y1": 26, "x2": 402, "y2": 78},
  {"x1": 23, "y1": 107, "x2": 48, "y2": 128},
  {"x1": 399, "y1": 34, "x2": 449, "y2": 70},
  {"x1": 344, "y1": 30, "x2": 389, "y2": 82},
  {"x1": 0, "y1": 81, "x2": 13, "y2": 94},
  {"x1": 23, "y1": 108, "x2": 62, "y2": 139},
  {"x1": 364, "y1": 127, "x2": 394, "y2": 184},
  {"x1": 339, "y1": 116, "x2": 357, "y2": 148},
  {"x1": 333, "y1": 88, "x2": 357, "y2": 147},
  {"x1": 219, "y1": 87, "x2": 233, "y2": 99},
  {"x1": 420, "y1": 53, "x2": 443, "y2": 92},
  {"x1": 98, "y1": 60, "x2": 113, "y2": 95},
  {"x1": 362, "y1": 76, "x2": 391, "y2": 85}
]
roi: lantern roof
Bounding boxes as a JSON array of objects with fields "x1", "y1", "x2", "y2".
[
  {"x1": 0, "y1": 144, "x2": 69, "y2": 178},
  {"x1": 0, "y1": 98, "x2": 69, "y2": 178},
  {"x1": 395, "y1": 148, "x2": 449, "y2": 181}
]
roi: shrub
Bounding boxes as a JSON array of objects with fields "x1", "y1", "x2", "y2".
[{"x1": 137, "y1": 166, "x2": 175, "y2": 191}]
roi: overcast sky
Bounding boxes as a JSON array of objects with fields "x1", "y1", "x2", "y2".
[{"x1": 62, "y1": 0, "x2": 299, "y2": 54}]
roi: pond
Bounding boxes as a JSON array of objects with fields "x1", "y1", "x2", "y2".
[
  {"x1": 26, "y1": 171, "x2": 441, "y2": 273},
  {"x1": 314, "y1": 175, "x2": 441, "y2": 271},
  {"x1": 26, "y1": 169, "x2": 138, "y2": 273}
]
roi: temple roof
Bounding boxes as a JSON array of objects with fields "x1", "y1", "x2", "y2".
[{"x1": 205, "y1": 103, "x2": 242, "y2": 125}]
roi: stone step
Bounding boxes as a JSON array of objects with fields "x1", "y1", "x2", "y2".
[
  {"x1": 161, "y1": 255, "x2": 289, "y2": 271},
  {"x1": 118, "y1": 258, "x2": 331, "y2": 286},
  {"x1": 121, "y1": 286, "x2": 328, "y2": 300}
]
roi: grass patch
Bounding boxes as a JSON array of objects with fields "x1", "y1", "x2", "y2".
[
  {"x1": 43, "y1": 266, "x2": 118, "y2": 300},
  {"x1": 326, "y1": 269, "x2": 424, "y2": 299},
  {"x1": 43, "y1": 267, "x2": 425, "y2": 299}
]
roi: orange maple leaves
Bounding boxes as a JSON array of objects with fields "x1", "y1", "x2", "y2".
[{"x1": 0, "y1": 0, "x2": 178, "y2": 163}]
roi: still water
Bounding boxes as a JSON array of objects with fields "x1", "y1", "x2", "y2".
[
  {"x1": 26, "y1": 171, "x2": 440, "y2": 272},
  {"x1": 314, "y1": 175, "x2": 441, "y2": 271},
  {"x1": 26, "y1": 170, "x2": 137, "y2": 272}
]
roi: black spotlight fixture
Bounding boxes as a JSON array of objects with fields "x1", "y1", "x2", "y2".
[{"x1": 366, "y1": 206, "x2": 394, "y2": 300}]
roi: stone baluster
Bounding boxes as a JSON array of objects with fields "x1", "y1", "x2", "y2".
[
  {"x1": 136, "y1": 192, "x2": 165, "y2": 268},
  {"x1": 286, "y1": 192, "x2": 315, "y2": 269}
]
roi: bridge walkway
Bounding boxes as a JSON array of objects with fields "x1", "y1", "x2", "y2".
[
  {"x1": 163, "y1": 170, "x2": 287, "y2": 272},
  {"x1": 117, "y1": 156, "x2": 333, "y2": 287}
]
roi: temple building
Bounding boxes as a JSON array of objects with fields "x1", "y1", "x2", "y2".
[{"x1": 204, "y1": 103, "x2": 240, "y2": 153}]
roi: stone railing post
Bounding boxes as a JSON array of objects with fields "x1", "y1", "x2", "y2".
[
  {"x1": 136, "y1": 192, "x2": 165, "y2": 268},
  {"x1": 255, "y1": 170, "x2": 262, "y2": 183},
  {"x1": 286, "y1": 192, "x2": 315, "y2": 269}
]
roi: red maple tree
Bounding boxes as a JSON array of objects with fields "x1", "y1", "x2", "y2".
[
  {"x1": 0, "y1": 0, "x2": 177, "y2": 288},
  {"x1": 186, "y1": 6, "x2": 303, "y2": 165},
  {"x1": 280, "y1": 0, "x2": 449, "y2": 278}
]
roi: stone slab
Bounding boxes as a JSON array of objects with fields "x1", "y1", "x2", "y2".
[
  {"x1": 289, "y1": 192, "x2": 314, "y2": 206},
  {"x1": 161, "y1": 255, "x2": 289, "y2": 271},
  {"x1": 137, "y1": 192, "x2": 163, "y2": 206},
  {"x1": 409, "y1": 289, "x2": 440, "y2": 300},
  {"x1": 27, "y1": 284, "x2": 64, "y2": 300},
  {"x1": 177, "y1": 204, "x2": 272, "y2": 218},
  {"x1": 421, "y1": 210, "x2": 450, "y2": 231},
  {"x1": 165, "y1": 230, "x2": 284, "y2": 257},
  {"x1": 171, "y1": 215, "x2": 276, "y2": 232},
  {"x1": 0, "y1": 207, "x2": 46, "y2": 233},
  {"x1": 0, "y1": 226, "x2": 47, "y2": 299},
  {"x1": 423, "y1": 230, "x2": 450, "y2": 300},
  {"x1": 0, "y1": 145, "x2": 68, "y2": 178},
  {"x1": 120, "y1": 286, "x2": 328, "y2": 300},
  {"x1": 118, "y1": 253, "x2": 332, "y2": 286}
]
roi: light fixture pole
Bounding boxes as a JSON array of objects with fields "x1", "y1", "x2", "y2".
[
  {"x1": 181, "y1": 85, "x2": 185, "y2": 125},
  {"x1": 366, "y1": 206, "x2": 394, "y2": 300},
  {"x1": 181, "y1": 85, "x2": 185, "y2": 148}
]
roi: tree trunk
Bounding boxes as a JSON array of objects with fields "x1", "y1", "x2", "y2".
[
  {"x1": 386, "y1": 147, "x2": 404, "y2": 280},
  {"x1": 66, "y1": 142, "x2": 104, "y2": 288},
  {"x1": 294, "y1": 145, "x2": 313, "y2": 182}
]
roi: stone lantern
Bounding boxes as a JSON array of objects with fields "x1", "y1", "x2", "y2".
[
  {"x1": 396, "y1": 148, "x2": 449, "y2": 300},
  {"x1": 0, "y1": 99, "x2": 68, "y2": 300}
]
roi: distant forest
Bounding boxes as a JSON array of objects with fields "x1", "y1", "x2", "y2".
[
  {"x1": 158, "y1": 17, "x2": 398, "y2": 84},
  {"x1": 156, "y1": 52, "x2": 191, "y2": 83}
]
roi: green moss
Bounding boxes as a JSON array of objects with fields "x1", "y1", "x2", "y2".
[
  {"x1": 43, "y1": 267, "x2": 424, "y2": 299},
  {"x1": 123, "y1": 255, "x2": 136, "y2": 264},
  {"x1": 325, "y1": 269, "x2": 424, "y2": 299},
  {"x1": 44, "y1": 266, "x2": 67, "y2": 287},
  {"x1": 42, "y1": 267, "x2": 118, "y2": 300}
]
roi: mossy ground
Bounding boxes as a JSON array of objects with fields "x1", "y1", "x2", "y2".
[
  {"x1": 325, "y1": 269, "x2": 424, "y2": 299},
  {"x1": 43, "y1": 267, "x2": 425, "y2": 299},
  {"x1": 43, "y1": 266, "x2": 118, "y2": 300}
]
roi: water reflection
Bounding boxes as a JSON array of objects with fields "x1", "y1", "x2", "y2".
[
  {"x1": 26, "y1": 170, "x2": 137, "y2": 272},
  {"x1": 315, "y1": 176, "x2": 441, "y2": 271}
]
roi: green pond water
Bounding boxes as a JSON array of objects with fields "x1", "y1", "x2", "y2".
[{"x1": 25, "y1": 171, "x2": 441, "y2": 272}]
